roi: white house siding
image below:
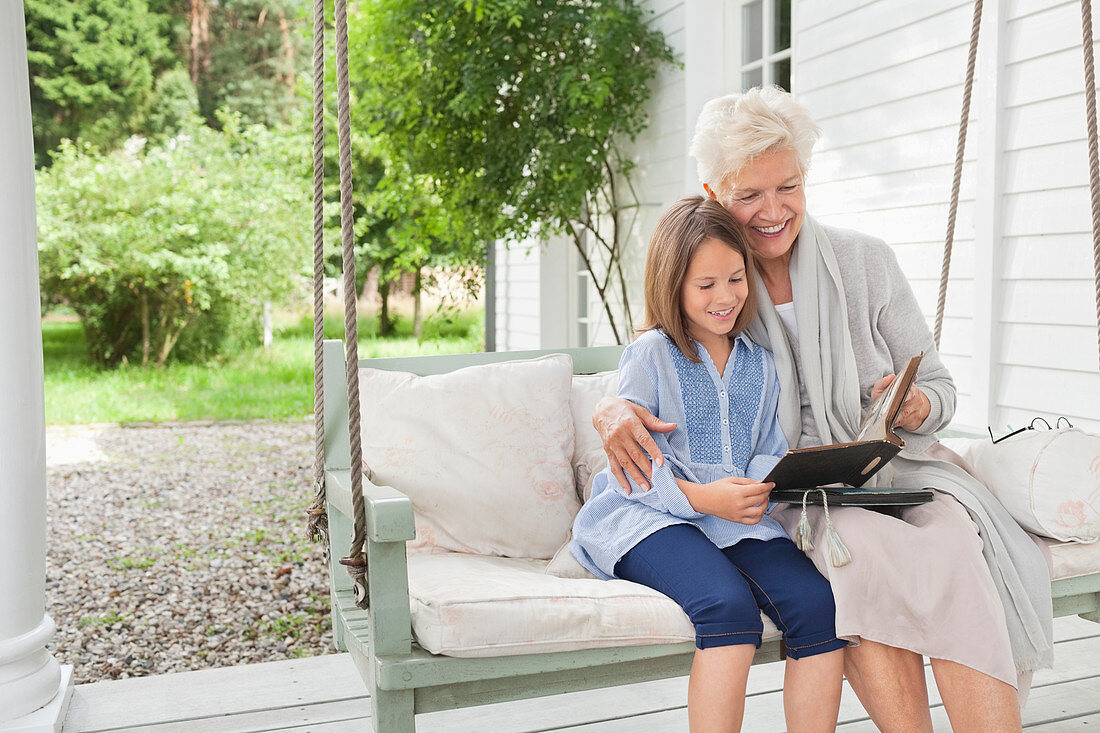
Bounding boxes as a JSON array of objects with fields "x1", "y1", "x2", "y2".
[
  {"x1": 997, "y1": 0, "x2": 1100, "y2": 430},
  {"x1": 795, "y1": 0, "x2": 1100, "y2": 432},
  {"x1": 492, "y1": 239, "x2": 542, "y2": 351}
]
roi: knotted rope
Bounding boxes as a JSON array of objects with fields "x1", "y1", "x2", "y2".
[
  {"x1": 306, "y1": 0, "x2": 328, "y2": 545},
  {"x1": 332, "y1": 0, "x2": 370, "y2": 602},
  {"x1": 307, "y1": 0, "x2": 370, "y2": 608},
  {"x1": 1080, "y1": 0, "x2": 1100, "y2": 370},
  {"x1": 935, "y1": 0, "x2": 983, "y2": 347}
]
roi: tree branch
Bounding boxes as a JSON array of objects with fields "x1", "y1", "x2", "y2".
[{"x1": 564, "y1": 218, "x2": 621, "y2": 344}]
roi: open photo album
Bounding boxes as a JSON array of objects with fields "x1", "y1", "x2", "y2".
[{"x1": 765, "y1": 353, "x2": 934, "y2": 506}]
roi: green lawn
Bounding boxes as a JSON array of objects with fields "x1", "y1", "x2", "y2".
[{"x1": 43, "y1": 309, "x2": 485, "y2": 425}]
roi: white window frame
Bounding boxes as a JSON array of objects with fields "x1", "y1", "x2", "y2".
[{"x1": 732, "y1": 0, "x2": 792, "y2": 91}]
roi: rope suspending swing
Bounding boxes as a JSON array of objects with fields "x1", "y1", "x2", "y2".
[
  {"x1": 306, "y1": 0, "x2": 371, "y2": 609},
  {"x1": 933, "y1": 0, "x2": 983, "y2": 347},
  {"x1": 936, "y1": 0, "x2": 1100, "y2": 371},
  {"x1": 306, "y1": 0, "x2": 328, "y2": 546},
  {"x1": 1079, "y1": 0, "x2": 1100, "y2": 371}
]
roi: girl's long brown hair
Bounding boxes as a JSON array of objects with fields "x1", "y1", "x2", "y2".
[{"x1": 639, "y1": 196, "x2": 757, "y2": 361}]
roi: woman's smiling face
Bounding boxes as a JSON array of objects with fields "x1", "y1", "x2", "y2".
[{"x1": 720, "y1": 147, "x2": 806, "y2": 265}]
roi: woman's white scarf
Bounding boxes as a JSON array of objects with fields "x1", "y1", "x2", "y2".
[{"x1": 747, "y1": 216, "x2": 1054, "y2": 675}]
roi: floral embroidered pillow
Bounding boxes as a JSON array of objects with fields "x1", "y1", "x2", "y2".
[
  {"x1": 954, "y1": 428, "x2": 1100, "y2": 543},
  {"x1": 359, "y1": 354, "x2": 577, "y2": 559}
]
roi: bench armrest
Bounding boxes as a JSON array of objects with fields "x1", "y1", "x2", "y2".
[
  {"x1": 325, "y1": 468, "x2": 416, "y2": 660},
  {"x1": 325, "y1": 468, "x2": 416, "y2": 544}
]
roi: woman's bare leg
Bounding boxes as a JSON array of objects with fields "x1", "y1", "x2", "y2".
[
  {"x1": 930, "y1": 658, "x2": 1021, "y2": 732},
  {"x1": 688, "y1": 644, "x2": 756, "y2": 733},
  {"x1": 784, "y1": 648, "x2": 844, "y2": 732},
  {"x1": 844, "y1": 640, "x2": 934, "y2": 733}
]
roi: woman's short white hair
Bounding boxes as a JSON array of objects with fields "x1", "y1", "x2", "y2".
[{"x1": 690, "y1": 86, "x2": 821, "y2": 196}]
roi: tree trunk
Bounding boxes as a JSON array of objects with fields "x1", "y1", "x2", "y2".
[
  {"x1": 156, "y1": 316, "x2": 192, "y2": 368},
  {"x1": 412, "y1": 268, "x2": 423, "y2": 339},
  {"x1": 379, "y1": 279, "x2": 392, "y2": 336},
  {"x1": 262, "y1": 301, "x2": 273, "y2": 348},
  {"x1": 141, "y1": 293, "x2": 151, "y2": 367},
  {"x1": 188, "y1": 0, "x2": 211, "y2": 87},
  {"x1": 278, "y1": 12, "x2": 296, "y2": 102}
]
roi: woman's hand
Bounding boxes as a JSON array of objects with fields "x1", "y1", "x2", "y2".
[
  {"x1": 871, "y1": 374, "x2": 931, "y2": 431},
  {"x1": 593, "y1": 396, "x2": 676, "y2": 493},
  {"x1": 681, "y1": 476, "x2": 774, "y2": 525}
]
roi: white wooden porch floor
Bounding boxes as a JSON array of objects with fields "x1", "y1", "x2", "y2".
[{"x1": 63, "y1": 616, "x2": 1100, "y2": 732}]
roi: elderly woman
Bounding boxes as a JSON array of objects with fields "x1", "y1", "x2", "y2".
[{"x1": 594, "y1": 87, "x2": 1053, "y2": 732}]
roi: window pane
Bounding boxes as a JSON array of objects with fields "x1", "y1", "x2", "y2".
[
  {"x1": 742, "y1": 0, "x2": 763, "y2": 64},
  {"x1": 773, "y1": 58, "x2": 791, "y2": 91},
  {"x1": 742, "y1": 67, "x2": 764, "y2": 91},
  {"x1": 773, "y1": 0, "x2": 791, "y2": 52}
]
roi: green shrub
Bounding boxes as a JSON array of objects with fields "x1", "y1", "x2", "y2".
[{"x1": 37, "y1": 115, "x2": 311, "y2": 367}]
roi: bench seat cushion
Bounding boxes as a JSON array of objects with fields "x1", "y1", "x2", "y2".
[
  {"x1": 1046, "y1": 536, "x2": 1100, "y2": 581},
  {"x1": 407, "y1": 551, "x2": 780, "y2": 657}
]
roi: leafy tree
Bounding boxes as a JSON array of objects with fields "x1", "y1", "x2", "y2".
[
  {"x1": 187, "y1": 0, "x2": 308, "y2": 128},
  {"x1": 350, "y1": 0, "x2": 675, "y2": 343},
  {"x1": 316, "y1": 100, "x2": 484, "y2": 337},
  {"x1": 145, "y1": 67, "x2": 202, "y2": 141},
  {"x1": 353, "y1": 142, "x2": 486, "y2": 337},
  {"x1": 24, "y1": 0, "x2": 173, "y2": 165},
  {"x1": 37, "y1": 116, "x2": 311, "y2": 367}
]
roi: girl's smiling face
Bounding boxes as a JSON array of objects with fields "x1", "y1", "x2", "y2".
[
  {"x1": 721, "y1": 147, "x2": 806, "y2": 266},
  {"x1": 680, "y1": 237, "x2": 749, "y2": 351}
]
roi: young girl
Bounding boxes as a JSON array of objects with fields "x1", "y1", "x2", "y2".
[{"x1": 570, "y1": 196, "x2": 845, "y2": 733}]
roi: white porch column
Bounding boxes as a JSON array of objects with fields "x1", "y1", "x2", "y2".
[{"x1": 0, "y1": 2, "x2": 73, "y2": 730}]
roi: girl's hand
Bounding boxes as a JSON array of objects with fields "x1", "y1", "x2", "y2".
[
  {"x1": 870, "y1": 374, "x2": 931, "y2": 431},
  {"x1": 687, "y1": 476, "x2": 774, "y2": 525},
  {"x1": 593, "y1": 396, "x2": 677, "y2": 493}
]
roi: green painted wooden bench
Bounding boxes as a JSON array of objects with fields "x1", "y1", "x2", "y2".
[{"x1": 321, "y1": 339, "x2": 1100, "y2": 732}]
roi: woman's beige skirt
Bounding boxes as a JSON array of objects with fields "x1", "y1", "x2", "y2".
[{"x1": 773, "y1": 489, "x2": 1018, "y2": 687}]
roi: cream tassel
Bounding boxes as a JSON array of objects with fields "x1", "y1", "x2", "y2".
[
  {"x1": 818, "y1": 488, "x2": 852, "y2": 567},
  {"x1": 795, "y1": 489, "x2": 815, "y2": 552}
]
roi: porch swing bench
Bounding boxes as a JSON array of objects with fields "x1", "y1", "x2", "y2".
[
  {"x1": 306, "y1": 0, "x2": 1100, "y2": 728},
  {"x1": 320, "y1": 340, "x2": 1100, "y2": 733}
]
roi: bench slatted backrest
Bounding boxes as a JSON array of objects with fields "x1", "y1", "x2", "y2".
[{"x1": 357, "y1": 344, "x2": 625, "y2": 376}]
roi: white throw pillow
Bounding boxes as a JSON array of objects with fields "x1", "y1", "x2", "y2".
[
  {"x1": 544, "y1": 540, "x2": 598, "y2": 579},
  {"x1": 568, "y1": 370, "x2": 618, "y2": 498},
  {"x1": 545, "y1": 372, "x2": 619, "y2": 578},
  {"x1": 359, "y1": 354, "x2": 577, "y2": 559},
  {"x1": 948, "y1": 428, "x2": 1100, "y2": 543}
]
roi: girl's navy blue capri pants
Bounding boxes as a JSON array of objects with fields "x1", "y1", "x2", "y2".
[{"x1": 615, "y1": 523, "x2": 847, "y2": 658}]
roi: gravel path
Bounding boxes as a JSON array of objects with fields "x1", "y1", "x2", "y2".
[{"x1": 44, "y1": 420, "x2": 335, "y2": 684}]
